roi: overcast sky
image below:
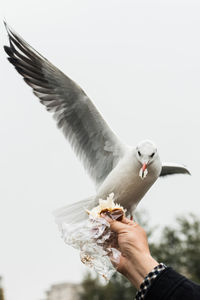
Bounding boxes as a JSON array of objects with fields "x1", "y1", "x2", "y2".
[{"x1": 1, "y1": 1, "x2": 200, "y2": 300}]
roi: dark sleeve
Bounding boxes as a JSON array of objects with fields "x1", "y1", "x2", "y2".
[{"x1": 144, "y1": 267, "x2": 200, "y2": 300}]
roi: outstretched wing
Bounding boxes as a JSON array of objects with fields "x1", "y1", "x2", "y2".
[
  {"x1": 160, "y1": 162, "x2": 191, "y2": 177},
  {"x1": 4, "y1": 22, "x2": 126, "y2": 186}
]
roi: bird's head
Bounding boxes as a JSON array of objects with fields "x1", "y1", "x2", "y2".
[{"x1": 136, "y1": 140, "x2": 158, "y2": 179}]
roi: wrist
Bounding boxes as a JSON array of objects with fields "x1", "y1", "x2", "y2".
[{"x1": 123, "y1": 254, "x2": 159, "y2": 289}]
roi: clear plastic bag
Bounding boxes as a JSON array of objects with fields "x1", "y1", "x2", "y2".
[{"x1": 54, "y1": 194, "x2": 125, "y2": 280}]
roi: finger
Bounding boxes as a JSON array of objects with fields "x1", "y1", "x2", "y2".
[
  {"x1": 101, "y1": 214, "x2": 137, "y2": 232},
  {"x1": 101, "y1": 214, "x2": 133, "y2": 225},
  {"x1": 121, "y1": 216, "x2": 135, "y2": 225},
  {"x1": 101, "y1": 213, "x2": 127, "y2": 233}
]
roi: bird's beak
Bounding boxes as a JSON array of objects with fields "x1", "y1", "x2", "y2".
[
  {"x1": 142, "y1": 163, "x2": 147, "y2": 172},
  {"x1": 139, "y1": 163, "x2": 148, "y2": 179}
]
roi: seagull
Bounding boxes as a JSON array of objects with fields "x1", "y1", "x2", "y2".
[{"x1": 4, "y1": 22, "x2": 190, "y2": 224}]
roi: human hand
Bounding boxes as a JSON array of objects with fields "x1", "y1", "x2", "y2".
[{"x1": 101, "y1": 215, "x2": 158, "y2": 289}]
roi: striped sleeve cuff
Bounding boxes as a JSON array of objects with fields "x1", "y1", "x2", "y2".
[{"x1": 135, "y1": 263, "x2": 167, "y2": 300}]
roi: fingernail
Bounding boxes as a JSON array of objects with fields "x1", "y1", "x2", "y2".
[{"x1": 100, "y1": 213, "x2": 112, "y2": 222}]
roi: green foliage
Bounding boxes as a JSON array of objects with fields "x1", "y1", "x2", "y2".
[
  {"x1": 106, "y1": 273, "x2": 137, "y2": 300},
  {"x1": 79, "y1": 272, "x2": 137, "y2": 300},
  {"x1": 79, "y1": 272, "x2": 106, "y2": 300},
  {"x1": 80, "y1": 213, "x2": 200, "y2": 299},
  {"x1": 0, "y1": 288, "x2": 4, "y2": 300},
  {"x1": 150, "y1": 213, "x2": 200, "y2": 283},
  {"x1": 0, "y1": 277, "x2": 4, "y2": 300}
]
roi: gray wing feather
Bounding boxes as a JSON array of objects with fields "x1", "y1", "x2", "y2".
[
  {"x1": 160, "y1": 162, "x2": 191, "y2": 177},
  {"x1": 4, "y1": 23, "x2": 125, "y2": 186}
]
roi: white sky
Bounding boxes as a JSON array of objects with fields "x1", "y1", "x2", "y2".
[{"x1": 0, "y1": 1, "x2": 200, "y2": 299}]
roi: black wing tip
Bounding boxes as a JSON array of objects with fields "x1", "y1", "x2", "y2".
[
  {"x1": 3, "y1": 42, "x2": 14, "y2": 60},
  {"x1": 185, "y1": 169, "x2": 191, "y2": 175},
  {"x1": 3, "y1": 20, "x2": 14, "y2": 36},
  {"x1": 159, "y1": 165, "x2": 191, "y2": 177},
  {"x1": 3, "y1": 20, "x2": 11, "y2": 37},
  {"x1": 3, "y1": 45, "x2": 10, "y2": 54},
  {"x1": 3, "y1": 19, "x2": 8, "y2": 29},
  {"x1": 179, "y1": 165, "x2": 191, "y2": 175},
  {"x1": 3, "y1": 22, "x2": 14, "y2": 57}
]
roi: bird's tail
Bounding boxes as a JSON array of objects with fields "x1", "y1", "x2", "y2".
[{"x1": 53, "y1": 196, "x2": 97, "y2": 226}]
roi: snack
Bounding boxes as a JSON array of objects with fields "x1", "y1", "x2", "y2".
[{"x1": 87, "y1": 192, "x2": 125, "y2": 221}]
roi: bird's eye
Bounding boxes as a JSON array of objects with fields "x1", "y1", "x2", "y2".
[
  {"x1": 138, "y1": 151, "x2": 141, "y2": 156},
  {"x1": 150, "y1": 152, "x2": 155, "y2": 158}
]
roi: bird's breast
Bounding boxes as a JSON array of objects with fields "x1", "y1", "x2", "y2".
[{"x1": 96, "y1": 155, "x2": 161, "y2": 212}]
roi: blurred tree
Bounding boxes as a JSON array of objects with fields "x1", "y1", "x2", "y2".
[
  {"x1": 80, "y1": 213, "x2": 200, "y2": 299},
  {"x1": 151, "y1": 213, "x2": 200, "y2": 283},
  {"x1": 79, "y1": 272, "x2": 136, "y2": 300},
  {"x1": 80, "y1": 272, "x2": 104, "y2": 300},
  {"x1": 104, "y1": 272, "x2": 137, "y2": 300},
  {"x1": 0, "y1": 277, "x2": 5, "y2": 300}
]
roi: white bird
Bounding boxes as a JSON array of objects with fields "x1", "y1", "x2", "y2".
[{"x1": 4, "y1": 23, "x2": 190, "y2": 224}]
